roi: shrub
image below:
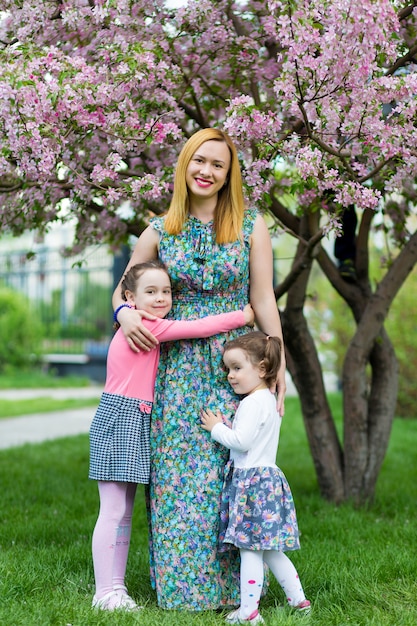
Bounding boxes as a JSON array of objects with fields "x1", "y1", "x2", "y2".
[{"x1": 0, "y1": 286, "x2": 44, "y2": 372}]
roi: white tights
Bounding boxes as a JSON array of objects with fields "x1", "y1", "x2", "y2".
[
  {"x1": 239, "y1": 549, "x2": 307, "y2": 619},
  {"x1": 91, "y1": 481, "x2": 137, "y2": 599}
]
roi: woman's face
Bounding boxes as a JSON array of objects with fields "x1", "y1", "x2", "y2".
[{"x1": 185, "y1": 140, "x2": 231, "y2": 201}]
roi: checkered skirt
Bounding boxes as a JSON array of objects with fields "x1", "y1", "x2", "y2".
[{"x1": 89, "y1": 392, "x2": 152, "y2": 484}]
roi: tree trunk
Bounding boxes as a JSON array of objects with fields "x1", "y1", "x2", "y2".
[
  {"x1": 277, "y1": 211, "x2": 417, "y2": 505},
  {"x1": 282, "y1": 307, "x2": 345, "y2": 502},
  {"x1": 281, "y1": 224, "x2": 344, "y2": 502},
  {"x1": 341, "y1": 231, "x2": 417, "y2": 503},
  {"x1": 343, "y1": 328, "x2": 398, "y2": 503}
]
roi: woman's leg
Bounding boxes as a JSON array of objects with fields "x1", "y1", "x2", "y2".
[
  {"x1": 263, "y1": 550, "x2": 307, "y2": 607},
  {"x1": 92, "y1": 481, "x2": 135, "y2": 601},
  {"x1": 239, "y1": 549, "x2": 265, "y2": 619}
]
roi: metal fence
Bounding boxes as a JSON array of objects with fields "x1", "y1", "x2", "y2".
[{"x1": 0, "y1": 244, "x2": 129, "y2": 357}]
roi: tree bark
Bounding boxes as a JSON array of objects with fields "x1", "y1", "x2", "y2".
[
  {"x1": 277, "y1": 210, "x2": 417, "y2": 505},
  {"x1": 342, "y1": 230, "x2": 417, "y2": 503},
  {"x1": 281, "y1": 218, "x2": 344, "y2": 502}
]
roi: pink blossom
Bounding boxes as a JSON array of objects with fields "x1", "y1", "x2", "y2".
[{"x1": 0, "y1": 0, "x2": 414, "y2": 252}]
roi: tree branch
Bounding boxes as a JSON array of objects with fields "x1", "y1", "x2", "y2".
[
  {"x1": 398, "y1": 2, "x2": 417, "y2": 21},
  {"x1": 269, "y1": 194, "x2": 300, "y2": 233},
  {"x1": 385, "y1": 42, "x2": 417, "y2": 76},
  {"x1": 274, "y1": 228, "x2": 324, "y2": 299}
]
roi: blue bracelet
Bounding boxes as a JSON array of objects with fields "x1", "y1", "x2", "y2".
[{"x1": 113, "y1": 303, "x2": 132, "y2": 324}]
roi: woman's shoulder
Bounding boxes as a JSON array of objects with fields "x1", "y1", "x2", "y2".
[
  {"x1": 242, "y1": 208, "x2": 259, "y2": 239},
  {"x1": 149, "y1": 215, "x2": 166, "y2": 233}
]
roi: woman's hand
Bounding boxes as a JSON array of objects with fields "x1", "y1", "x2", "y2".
[
  {"x1": 200, "y1": 408, "x2": 223, "y2": 432},
  {"x1": 243, "y1": 303, "x2": 255, "y2": 327},
  {"x1": 275, "y1": 369, "x2": 286, "y2": 417},
  {"x1": 117, "y1": 307, "x2": 158, "y2": 352}
]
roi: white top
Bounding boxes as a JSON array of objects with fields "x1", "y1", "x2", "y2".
[{"x1": 211, "y1": 388, "x2": 282, "y2": 469}]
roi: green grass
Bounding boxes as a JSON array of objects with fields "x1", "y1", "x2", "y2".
[
  {"x1": 0, "y1": 396, "x2": 100, "y2": 419},
  {"x1": 0, "y1": 370, "x2": 91, "y2": 389},
  {"x1": 0, "y1": 395, "x2": 416, "y2": 625}
]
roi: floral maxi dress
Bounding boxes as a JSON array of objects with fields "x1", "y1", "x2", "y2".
[{"x1": 148, "y1": 211, "x2": 257, "y2": 610}]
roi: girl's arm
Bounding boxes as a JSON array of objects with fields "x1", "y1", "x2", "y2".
[
  {"x1": 150, "y1": 304, "x2": 254, "y2": 343},
  {"x1": 201, "y1": 402, "x2": 261, "y2": 452},
  {"x1": 249, "y1": 214, "x2": 287, "y2": 416},
  {"x1": 112, "y1": 226, "x2": 160, "y2": 352}
]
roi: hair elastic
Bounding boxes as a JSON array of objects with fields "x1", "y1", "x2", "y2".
[{"x1": 113, "y1": 303, "x2": 133, "y2": 324}]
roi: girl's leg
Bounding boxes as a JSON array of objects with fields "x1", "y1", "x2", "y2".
[
  {"x1": 263, "y1": 550, "x2": 307, "y2": 607},
  {"x1": 239, "y1": 549, "x2": 265, "y2": 619},
  {"x1": 92, "y1": 481, "x2": 135, "y2": 601},
  {"x1": 112, "y1": 482, "x2": 137, "y2": 591}
]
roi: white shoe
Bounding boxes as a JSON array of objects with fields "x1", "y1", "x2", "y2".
[
  {"x1": 225, "y1": 608, "x2": 265, "y2": 624},
  {"x1": 113, "y1": 584, "x2": 144, "y2": 609},
  {"x1": 92, "y1": 589, "x2": 141, "y2": 611}
]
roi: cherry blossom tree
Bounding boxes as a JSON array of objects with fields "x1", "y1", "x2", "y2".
[{"x1": 1, "y1": 0, "x2": 417, "y2": 504}]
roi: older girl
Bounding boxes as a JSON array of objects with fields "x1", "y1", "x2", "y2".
[{"x1": 91, "y1": 260, "x2": 252, "y2": 611}]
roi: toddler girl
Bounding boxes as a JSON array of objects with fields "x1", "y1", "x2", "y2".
[
  {"x1": 89, "y1": 260, "x2": 253, "y2": 611},
  {"x1": 201, "y1": 331, "x2": 310, "y2": 624}
]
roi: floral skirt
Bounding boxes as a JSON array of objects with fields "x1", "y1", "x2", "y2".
[{"x1": 219, "y1": 462, "x2": 301, "y2": 552}]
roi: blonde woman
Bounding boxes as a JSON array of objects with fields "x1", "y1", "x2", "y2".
[{"x1": 112, "y1": 128, "x2": 286, "y2": 611}]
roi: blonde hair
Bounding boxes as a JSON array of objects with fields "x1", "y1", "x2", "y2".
[
  {"x1": 223, "y1": 331, "x2": 282, "y2": 388},
  {"x1": 164, "y1": 128, "x2": 246, "y2": 244}
]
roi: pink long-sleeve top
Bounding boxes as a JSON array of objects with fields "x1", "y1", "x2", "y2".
[{"x1": 104, "y1": 310, "x2": 246, "y2": 401}]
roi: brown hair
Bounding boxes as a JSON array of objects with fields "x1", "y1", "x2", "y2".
[
  {"x1": 223, "y1": 331, "x2": 282, "y2": 388},
  {"x1": 121, "y1": 260, "x2": 170, "y2": 300},
  {"x1": 164, "y1": 128, "x2": 246, "y2": 244}
]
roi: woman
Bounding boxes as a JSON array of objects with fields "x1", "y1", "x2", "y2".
[{"x1": 112, "y1": 128, "x2": 286, "y2": 611}]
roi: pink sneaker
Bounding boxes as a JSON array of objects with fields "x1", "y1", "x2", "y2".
[{"x1": 295, "y1": 599, "x2": 311, "y2": 614}]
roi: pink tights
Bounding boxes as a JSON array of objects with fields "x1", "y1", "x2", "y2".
[{"x1": 92, "y1": 481, "x2": 137, "y2": 599}]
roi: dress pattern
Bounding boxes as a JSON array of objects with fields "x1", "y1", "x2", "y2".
[
  {"x1": 219, "y1": 462, "x2": 300, "y2": 552},
  {"x1": 148, "y1": 211, "x2": 257, "y2": 610}
]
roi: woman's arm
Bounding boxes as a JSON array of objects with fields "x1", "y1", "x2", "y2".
[
  {"x1": 112, "y1": 226, "x2": 160, "y2": 351},
  {"x1": 249, "y1": 214, "x2": 287, "y2": 416}
]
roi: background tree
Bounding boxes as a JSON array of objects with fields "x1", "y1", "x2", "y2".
[{"x1": 1, "y1": 0, "x2": 417, "y2": 504}]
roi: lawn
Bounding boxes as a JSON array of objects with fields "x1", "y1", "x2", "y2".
[
  {"x1": 0, "y1": 371, "x2": 91, "y2": 389},
  {"x1": 0, "y1": 395, "x2": 416, "y2": 626},
  {"x1": 0, "y1": 371, "x2": 101, "y2": 419},
  {"x1": 0, "y1": 397, "x2": 100, "y2": 419}
]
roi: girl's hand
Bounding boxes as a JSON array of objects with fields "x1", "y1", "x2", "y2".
[
  {"x1": 200, "y1": 408, "x2": 223, "y2": 432},
  {"x1": 243, "y1": 303, "x2": 255, "y2": 327},
  {"x1": 117, "y1": 307, "x2": 158, "y2": 352}
]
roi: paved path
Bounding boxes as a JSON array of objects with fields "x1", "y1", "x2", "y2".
[
  {"x1": 0, "y1": 374, "x2": 314, "y2": 450},
  {"x1": 0, "y1": 386, "x2": 103, "y2": 400},
  {"x1": 0, "y1": 387, "x2": 103, "y2": 449}
]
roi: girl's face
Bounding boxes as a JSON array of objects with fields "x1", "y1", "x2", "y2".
[
  {"x1": 125, "y1": 269, "x2": 172, "y2": 319},
  {"x1": 223, "y1": 347, "x2": 267, "y2": 396},
  {"x1": 185, "y1": 140, "x2": 231, "y2": 201}
]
